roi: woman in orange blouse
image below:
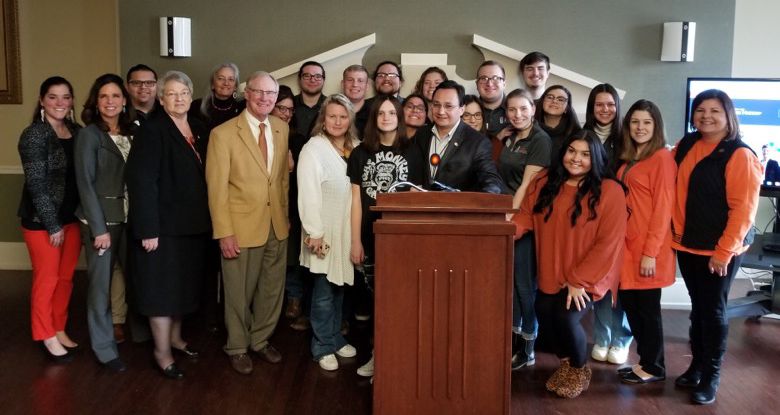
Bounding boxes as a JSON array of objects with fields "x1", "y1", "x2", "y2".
[
  {"x1": 672, "y1": 89, "x2": 762, "y2": 405},
  {"x1": 513, "y1": 129, "x2": 627, "y2": 398},
  {"x1": 615, "y1": 100, "x2": 676, "y2": 384}
]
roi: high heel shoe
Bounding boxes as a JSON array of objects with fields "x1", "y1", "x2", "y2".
[
  {"x1": 159, "y1": 363, "x2": 185, "y2": 380},
  {"x1": 172, "y1": 345, "x2": 200, "y2": 359},
  {"x1": 41, "y1": 343, "x2": 74, "y2": 363}
]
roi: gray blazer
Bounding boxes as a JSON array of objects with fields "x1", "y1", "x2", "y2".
[{"x1": 74, "y1": 123, "x2": 129, "y2": 237}]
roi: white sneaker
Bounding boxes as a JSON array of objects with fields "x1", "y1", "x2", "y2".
[
  {"x1": 607, "y1": 346, "x2": 628, "y2": 364},
  {"x1": 357, "y1": 356, "x2": 374, "y2": 377},
  {"x1": 591, "y1": 345, "x2": 608, "y2": 361},
  {"x1": 336, "y1": 344, "x2": 357, "y2": 358},
  {"x1": 318, "y1": 354, "x2": 338, "y2": 371}
]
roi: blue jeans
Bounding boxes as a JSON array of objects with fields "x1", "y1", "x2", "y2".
[
  {"x1": 285, "y1": 264, "x2": 304, "y2": 299},
  {"x1": 592, "y1": 291, "x2": 633, "y2": 349},
  {"x1": 310, "y1": 273, "x2": 347, "y2": 361},
  {"x1": 512, "y1": 233, "x2": 538, "y2": 338}
]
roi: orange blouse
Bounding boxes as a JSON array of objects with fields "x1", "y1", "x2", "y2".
[
  {"x1": 671, "y1": 140, "x2": 763, "y2": 263},
  {"x1": 617, "y1": 149, "x2": 677, "y2": 290},
  {"x1": 513, "y1": 174, "x2": 627, "y2": 302}
]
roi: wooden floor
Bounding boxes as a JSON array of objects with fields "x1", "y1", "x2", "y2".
[{"x1": 1, "y1": 270, "x2": 779, "y2": 415}]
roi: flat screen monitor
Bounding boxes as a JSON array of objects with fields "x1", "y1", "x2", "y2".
[{"x1": 686, "y1": 77, "x2": 780, "y2": 195}]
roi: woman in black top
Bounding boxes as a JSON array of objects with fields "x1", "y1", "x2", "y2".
[
  {"x1": 347, "y1": 95, "x2": 424, "y2": 379},
  {"x1": 534, "y1": 85, "x2": 581, "y2": 160},
  {"x1": 500, "y1": 89, "x2": 552, "y2": 370},
  {"x1": 127, "y1": 71, "x2": 211, "y2": 380},
  {"x1": 18, "y1": 76, "x2": 82, "y2": 362},
  {"x1": 189, "y1": 62, "x2": 246, "y2": 132}
]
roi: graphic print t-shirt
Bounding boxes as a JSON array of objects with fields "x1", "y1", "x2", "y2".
[{"x1": 347, "y1": 143, "x2": 424, "y2": 254}]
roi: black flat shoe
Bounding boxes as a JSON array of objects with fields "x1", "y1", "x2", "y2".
[
  {"x1": 172, "y1": 345, "x2": 200, "y2": 359},
  {"x1": 160, "y1": 363, "x2": 184, "y2": 380},
  {"x1": 617, "y1": 366, "x2": 633, "y2": 374},
  {"x1": 41, "y1": 344, "x2": 74, "y2": 363},
  {"x1": 104, "y1": 357, "x2": 127, "y2": 373},
  {"x1": 619, "y1": 371, "x2": 666, "y2": 384}
]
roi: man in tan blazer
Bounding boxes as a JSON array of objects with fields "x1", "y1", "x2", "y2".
[{"x1": 206, "y1": 71, "x2": 289, "y2": 374}]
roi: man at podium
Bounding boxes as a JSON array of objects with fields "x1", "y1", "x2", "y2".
[{"x1": 414, "y1": 81, "x2": 503, "y2": 193}]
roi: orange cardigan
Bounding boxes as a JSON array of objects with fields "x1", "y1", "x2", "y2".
[
  {"x1": 671, "y1": 140, "x2": 763, "y2": 262},
  {"x1": 617, "y1": 149, "x2": 677, "y2": 290},
  {"x1": 513, "y1": 174, "x2": 627, "y2": 302}
]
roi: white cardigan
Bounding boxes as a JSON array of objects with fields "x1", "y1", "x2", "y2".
[{"x1": 297, "y1": 135, "x2": 355, "y2": 286}]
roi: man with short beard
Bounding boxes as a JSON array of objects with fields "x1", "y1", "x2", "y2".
[{"x1": 293, "y1": 61, "x2": 326, "y2": 137}]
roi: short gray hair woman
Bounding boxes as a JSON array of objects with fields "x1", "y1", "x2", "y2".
[{"x1": 127, "y1": 69, "x2": 212, "y2": 380}]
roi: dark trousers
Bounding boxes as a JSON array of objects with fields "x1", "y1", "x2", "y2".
[
  {"x1": 677, "y1": 250, "x2": 743, "y2": 367},
  {"x1": 619, "y1": 288, "x2": 665, "y2": 376},
  {"x1": 535, "y1": 289, "x2": 592, "y2": 368}
]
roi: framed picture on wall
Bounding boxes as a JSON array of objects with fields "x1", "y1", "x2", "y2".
[{"x1": 1, "y1": 0, "x2": 21, "y2": 104}]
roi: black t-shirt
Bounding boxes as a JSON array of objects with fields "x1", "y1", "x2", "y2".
[
  {"x1": 498, "y1": 122, "x2": 551, "y2": 195},
  {"x1": 347, "y1": 143, "x2": 424, "y2": 255}
]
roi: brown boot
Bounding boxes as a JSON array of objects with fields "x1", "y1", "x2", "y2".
[
  {"x1": 546, "y1": 358, "x2": 570, "y2": 392},
  {"x1": 555, "y1": 364, "x2": 590, "y2": 398}
]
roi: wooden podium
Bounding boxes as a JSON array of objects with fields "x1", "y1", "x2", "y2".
[{"x1": 372, "y1": 192, "x2": 515, "y2": 415}]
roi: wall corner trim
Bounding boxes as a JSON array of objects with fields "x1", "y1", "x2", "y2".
[{"x1": 471, "y1": 34, "x2": 626, "y2": 99}]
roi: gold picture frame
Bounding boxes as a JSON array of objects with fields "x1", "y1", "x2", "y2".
[{"x1": 1, "y1": 0, "x2": 21, "y2": 104}]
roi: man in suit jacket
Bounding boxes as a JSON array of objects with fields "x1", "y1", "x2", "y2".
[
  {"x1": 414, "y1": 80, "x2": 503, "y2": 193},
  {"x1": 206, "y1": 71, "x2": 290, "y2": 375}
]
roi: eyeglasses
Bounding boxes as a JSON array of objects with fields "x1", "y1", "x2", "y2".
[
  {"x1": 404, "y1": 104, "x2": 426, "y2": 113},
  {"x1": 431, "y1": 102, "x2": 458, "y2": 111},
  {"x1": 163, "y1": 90, "x2": 191, "y2": 99},
  {"x1": 462, "y1": 112, "x2": 483, "y2": 121},
  {"x1": 544, "y1": 95, "x2": 568, "y2": 104},
  {"x1": 301, "y1": 74, "x2": 324, "y2": 81},
  {"x1": 245, "y1": 87, "x2": 278, "y2": 96},
  {"x1": 476, "y1": 76, "x2": 505, "y2": 84},
  {"x1": 274, "y1": 105, "x2": 294, "y2": 114},
  {"x1": 128, "y1": 80, "x2": 157, "y2": 88},
  {"x1": 376, "y1": 73, "x2": 400, "y2": 79}
]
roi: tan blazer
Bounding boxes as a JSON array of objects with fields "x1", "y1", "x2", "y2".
[{"x1": 206, "y1": 110, "x2": 290, "y2": 247}]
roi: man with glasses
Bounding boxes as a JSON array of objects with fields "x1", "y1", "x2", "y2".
[
  {"x1": 341, "y1": 64, "x2": 371, "y2": 138},
  {"x1": 206, "y1": 71, "x2": 290, "y2": 375},
  {"x1": 476, "y1": 61, "x2": 509, "y2": 137},
  {"x1": 126, "y1": 64, "x2": 160, "y2": 121},
  {"x1": 415, "y1": 81, "x2": 502, "y2": 193},
  {"x1": 519, "y1": 52, "x2": 551, "y2": 102},
  {"x1": 294, "y1": 61, "x2": 326, "y2": 137},
  {"x1": 372, "y1": 61, "x2": 404, "y2": 100}
]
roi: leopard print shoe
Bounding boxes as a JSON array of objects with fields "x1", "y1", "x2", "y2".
[
  {"x1": 555, "y1": 364, "x2": 590, "y2": 398},
  {"x1": 546, "y1": 358, "x2": 571, "y2": 392}
]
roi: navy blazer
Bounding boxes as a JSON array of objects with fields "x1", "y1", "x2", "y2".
[
  {"x1": 414, "y1": 122, "x2": 503, "y2": 193},
  {"x1": 126, "y1": 112, "x2": 211, "y2": 239}
]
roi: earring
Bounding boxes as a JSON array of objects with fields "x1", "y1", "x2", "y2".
[
  {"x1": 40, "y1": 109, "x2": 45, "y2": 122},
  {"x1": 232, "y1": 91, "x2": 237, "y2": 99},
  {"x1": 68, "y1": 109, "x2": 75, "y2": 122},
  {"x1": 122, "y1": 105, "x2": 126, "y2": 114}
]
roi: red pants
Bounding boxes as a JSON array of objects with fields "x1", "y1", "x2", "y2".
[{"x1": 23, "y1": 223, "x2": 82, "y2": 340}]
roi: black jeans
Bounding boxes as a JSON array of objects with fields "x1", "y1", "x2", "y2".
[
  {"x1": 619, "y1": 288, "x2": 664, "y2": 376},
  {"x1": 535, "y1": 289, "x2": 592, "y2": 368},
  {"x1": 677, "y1": 250, "x2": 744, "y2": 365}
]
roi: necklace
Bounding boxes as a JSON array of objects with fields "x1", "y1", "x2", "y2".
[
  {"x1": 332, "y1": 141, "x2": 351, "y2": 159},
  {"x1": 211, "y1": 98, "x2": 235, "y2": 112}
]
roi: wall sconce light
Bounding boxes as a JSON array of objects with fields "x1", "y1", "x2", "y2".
[
  {"x1": 159, "y1": 17, "x2": 191, "y2": 57},
  {"x1": 661, "y1": 22, "x2": 695, "y2": 62}
]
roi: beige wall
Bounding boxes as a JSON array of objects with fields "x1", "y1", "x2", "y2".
[
  {"x1": 0, "y1": 0, "x2": 118, "y2": 242},
  {"x1": 0, "y1": 0, "x2": 119, "y2": 168}
]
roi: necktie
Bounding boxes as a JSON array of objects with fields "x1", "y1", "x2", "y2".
[{"x1": 258, "y1": 122, "x2": 268, "y2": 165}]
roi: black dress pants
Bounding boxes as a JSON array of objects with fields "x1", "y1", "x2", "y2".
[{"x1": 619, "y1": 288, "x2": 664, "y2": 376}]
